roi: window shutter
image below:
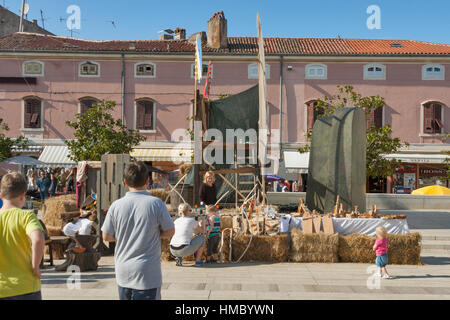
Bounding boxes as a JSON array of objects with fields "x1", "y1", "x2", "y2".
[
  {"x1": 307, "y1": 102, "x2": 315, "y2": 132},
  {"x1": 433, "y1": 103, "x2": 442, "y2": 133},
  {"x1": 136, "y1": 102, "x2": 145, "y2": 129},
  {"x1": 423, "y1": 103, "x2": 434, "y2": 134},
  {"x1": 24, "y1": 98, "x2": 41, "y2": 128},
  {"x1": 142, "y1": 101, "x2": 154, "y2": 130}
]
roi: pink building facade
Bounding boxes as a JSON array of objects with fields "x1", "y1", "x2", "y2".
[{"x1": 1, "y1": 19, "x2": 450, "y2": 192}]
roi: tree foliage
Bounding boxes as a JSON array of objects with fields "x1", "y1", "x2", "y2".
[
  {"x1": 0, "y1": 118, "x2": 28, "y2": 162},
  {"x1": 65, "y1": 100, "x2": 146, "y2": 162},
  {"x1": 442, "y1": 133, "x2": 450, "y2": 180},
  {"x1": 298, "y1": 85, "x2": 408, "y2": 179}
]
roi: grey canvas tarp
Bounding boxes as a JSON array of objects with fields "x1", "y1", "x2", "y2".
[{"x1": 185, "y1": 85, "x2": 259, "y2": 204}]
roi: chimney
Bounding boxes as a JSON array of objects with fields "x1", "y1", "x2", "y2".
[
  {"x1": 32, "y1": 19, "x2": 38, "y2": 26},
  {"x1": 174, "y1": 28, "x2": 186, "y2": 40},
  {"x1": 207, "y1": 11, "x2": 227, "y2": 49},
  {"x1": 159, "y1": 34, "x2": 173, "y2": 40},
  {"x1": 129, "y1": 41, "x2": 136, "y2": 50}
]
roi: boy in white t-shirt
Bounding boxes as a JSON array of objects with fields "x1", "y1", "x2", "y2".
[{"x1": 170, "y1": 204, "x2": 206, "y2": 267}]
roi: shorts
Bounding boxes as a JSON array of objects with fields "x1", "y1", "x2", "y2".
[
  {"x1": 207, "y1": 234, "x2": 220, "y2": 256},
  {"x1": 376, "y1": 253, "x2": 388, "y2": 267}
]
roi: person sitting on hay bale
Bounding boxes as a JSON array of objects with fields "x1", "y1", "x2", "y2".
[
  {"x1": 205, "y1": 205, "x2": 221, "y2": 264},
  {"x1": 373, "y1": 226, "x2": 393, "y2": 279},
  {"x1": 170, "y1": 203, "x2": 206, "y2": 267},
  {"x1": 62, "y1": 194, "x2": 97, "y2": 251}
]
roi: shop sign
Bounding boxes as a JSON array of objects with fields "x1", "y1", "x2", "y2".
[{"x1": 420, "y1": 168, "x2": 446, "y2": 175}]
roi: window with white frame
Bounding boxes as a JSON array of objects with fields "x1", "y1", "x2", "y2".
[
  {"x1": 135, "y1": 62, "x2": 156, "y2": 78},
  {"x1": 364, "y1": 64, "x2": 385, "y2": 80},
  {"x1": 135, "y1": 99, "x2": 156, "y2": 132},
  {"x1": 79, "y1": 61, "x2": 100, "y2": 77},
  {"x1": 191, "y1": 63, "x2": 212, "y2": 79},
  {"x1": 23, "y1": 97, "x2": 43, "y2": 129},
  {"x1": 422, "y1": 64, "x2": 445, "y2": 80},
  {"x1": 305, "y1": 64, "x2": 327, "y2": 79},
  {"x1": 248, "y1": 63, "x2": 270, "y2": 79},
  {"x1": 23, "y1": 61, "x2": 44, "y2": 76}
]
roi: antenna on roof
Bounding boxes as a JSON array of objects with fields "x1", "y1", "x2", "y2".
[
  {"x1": 40, "y1": 9, "x2": 49, "y2": 29},
  {"x1": 66, "y1": 27, "x2": 80, "y2": 38}
]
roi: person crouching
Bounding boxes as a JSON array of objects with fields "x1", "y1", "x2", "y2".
[{"x1": 170, "y1": 204, "x2": 206, "y2": 267}]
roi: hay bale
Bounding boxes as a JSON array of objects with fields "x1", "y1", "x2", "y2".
[
  {"x1": 338, "y1": 234, "x2": 374, "y2": 263},
  {"x1": 387, "y1": 233, "x2": 422, "y2": 265},
  {"x1": 149, "y1": 189, "x2": 170, "y2": 203},
  {"x1": 161, "y1": 238, "x2": 175, "y2": 262},
  {"x1": 221, "y1": 215, "x2": 233, "y2": 230},
  {"x1": 290, "y1": 229, "x2": 339, "y2": 263},
  {"x1": 179, "y1": 164, "x2": 193, "y2": 176},
  {"x1": 222, "y1": 234, "x2": 289, "y2": 262},
  {"x1": 42, "y1": 194, "x2": 77, "y2": 229},
  {"x1": 338, "y1": 233, "x2": 422, "y2": 265}
]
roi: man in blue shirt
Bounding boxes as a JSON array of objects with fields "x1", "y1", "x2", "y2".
[{"x1": 36, "y1": 171, "x2": 50, "y2": 203}]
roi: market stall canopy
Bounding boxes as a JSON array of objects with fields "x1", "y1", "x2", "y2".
[
  {"x1": 382, "y1": 153, "x2": 447, "y2": 164},
  {"x1": 0, "y1": 162, "x2": 19, "y2": 175},
  {"x1": 131, "y1": 148, "x2": 192, "y2": 163},
  {"x1": 283, "y1": 151, "x2": 309, "y2": 174},
  {"x1": 3, "y1": 155, "x2": 45, "y2": 166},
  {"x1": 147, "y1": 166, "x2": 168, "y2": 174},
  {"x1": 411, "y1": 185, "x2": 450, "y2": 195},
  {"x1": 38, "y1": 146, "x2": 76, "y2": 168}
]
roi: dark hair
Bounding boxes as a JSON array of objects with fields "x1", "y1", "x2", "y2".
[
  {"x1": 0, "y1": 172, "x2": 28, "y2": 200},
  {"x1": 124, "y1": 162, "x2": 149, "y2": 188}
]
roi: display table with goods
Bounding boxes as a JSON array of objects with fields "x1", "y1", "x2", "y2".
[{"x1": 160, "y1": 198, "x2": 421, "y2": 265}]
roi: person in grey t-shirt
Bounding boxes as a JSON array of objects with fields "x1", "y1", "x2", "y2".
[{"x1": 101, "y1": 162, "x2": 175, "y2": 300}]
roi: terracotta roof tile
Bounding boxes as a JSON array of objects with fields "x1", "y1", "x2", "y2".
[{"x1": 1, "y1": 32, "x2": 449, "y2": 56}]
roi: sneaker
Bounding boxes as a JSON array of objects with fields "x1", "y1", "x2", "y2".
[
  {"x1": 194, "y1": 261, "x2": 205, "y2": 267},
  {"x1": 374, "y1": 272, "x2": 382, "y2": 277},
  {"x1": 175, "y1": 257, "x2": 183, "y2": 267},
  {"x1": 382, "y1": 274, "x2": 393, "y2": 279},
  {"x1": 210, "y1": 259, "x2": 217, "y2": 264}
]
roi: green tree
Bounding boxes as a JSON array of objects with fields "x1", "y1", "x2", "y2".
[
  {"x1": 298, "y1": 85, "x2": 408, "y2": 179},
  {"x1": 441, "y1": 133, "x2": 450, "y2": 180},
  {"x1": 0, "y1": 118, "x2": 28, "y2": 162},
  {"x1": 65, "y1": 100, "x2": 146, "y2": 162}
]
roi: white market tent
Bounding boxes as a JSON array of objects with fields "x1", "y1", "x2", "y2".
[{"x1": 38, "y1": 146, "x2": 76, "y2": 168}]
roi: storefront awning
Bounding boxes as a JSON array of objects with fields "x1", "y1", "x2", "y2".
[
  {"x1": 38, "y1": 146, "x2": 77, "y2": 168},
  {"x1": 283, "y1": 151, "x2": 309, "y2": 174},
  {"x1": 383, "y1": 153, "x2": 448, "y2": 164},
  {"x1": 131, "y1": 148, "x2": 192, "y2": 163}
]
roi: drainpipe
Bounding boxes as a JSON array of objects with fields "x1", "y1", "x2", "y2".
[
  {"x1": 279, "y1": 55, "x2": 283, "y2": 160},
  {"x1": 121, "y1": 53, "x2": 125, "y2": 126}
]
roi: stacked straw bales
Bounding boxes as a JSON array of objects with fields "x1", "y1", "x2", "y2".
[
  {"x1": 338, "y1": 233, "x2": 422, "y2": 265},
  {"x1": 149, "y1": 189, "x2": 170, "y2": 203},
  {"x1": 41, "y1": 194, "x2": 77, "y2": 236},
  {"x1": 290, "y1": 229, "x2": 339, "y2": 263},
  {"x1": 221, "y1": 234, "x2": 289, "y2": 262}
]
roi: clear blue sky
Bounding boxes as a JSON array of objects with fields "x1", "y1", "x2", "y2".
[{"x1": 4, "y1": 0, "x2": 450, "y2": 44}]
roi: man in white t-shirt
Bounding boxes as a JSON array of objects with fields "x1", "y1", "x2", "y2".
[
  {"x1": 170, "y1": 203, "x2": 206, "y2": 267},
  {"x1": 63, "y1": 216, "x2": 94, "y2": 237}
]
